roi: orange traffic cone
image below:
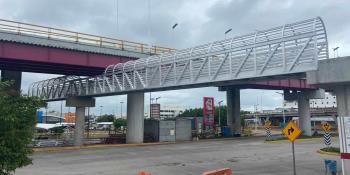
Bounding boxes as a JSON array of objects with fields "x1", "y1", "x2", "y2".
[{"x1": 138, "y1": 171, "x2": 151, "y2": 175}]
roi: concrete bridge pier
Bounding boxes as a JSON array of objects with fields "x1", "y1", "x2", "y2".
[
  {"x1": 284, "y1": 89, "x2": 324, "y2": 136},
  {"x1": 66, "y1": 97, "x2": 95, "y2": 146},
  {"x1": 0, "y1": 70, "x2": 22, "y2": 91},
  {"x1": 334, "y1": 85, "x2": 350, "y2": 173},
  {"x1": 126, "y1": 92, "x2": 144, "y2": 144},
  {"x1": 298, "y1": 93, "x2": 312, "y2": 136},
  {"x1": 226, "y1": 88, "x2": 241, "y2": 137},
  {"x1": 306, "y1": 57, "x2": 350, "y2": 174}
]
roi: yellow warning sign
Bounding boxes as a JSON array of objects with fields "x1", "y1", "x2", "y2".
[
  {"x1": 322, "y1": 122, "x2": 332, "y2": 132},
  {"x1": 282, "y1": 121, "x2": 302, "y2": 142}
]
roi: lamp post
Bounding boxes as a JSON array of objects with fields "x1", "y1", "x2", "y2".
[
  {"x1": 172, "y1": 23, "x2": 178, "y2": 45},
  {"x1": 120, "y1": 102, "x2": 124, "y2": 118},
  {"x1": 333, "y1": 47, "x2": 339, "y2": 58},
  {"x1": 254, "y1": 104, "x2": 258, "y2": 131},
  {"x1": 100, "y1": 105, "x2": 103, "y2": 116},
  {"x1": 218, "y1": 100, "x2": 223, "y2": 127},
  {"x1": 275, "y1": 92, "x2": 286, "y2": 126},
  {"x1": 172, "y1": 23, "x2": 178, "y2": 30},
  {"x1": 150, "y1": 92, "x2": 152, "y2": 118},
  {"x1": 155, "y1": 97, "x2": 161, "y2": 104},
  {"x1": 224, "y1": 28, "x2": 232, "y2": 39},
  {"x1": 60, "y1": 101, "x2": 63, "y2": 124},
  {"x1": 45, "y1": 104, "x2": 48, "y2": 123}
]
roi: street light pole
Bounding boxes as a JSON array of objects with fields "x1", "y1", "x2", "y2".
[
  {"x1": 150, "y1": 92, "x2": 152, "y2": 118},
  {"x1": 155, "y1": 97, "x2": 161, "y2": 104},
  {"x1": 333, "y1": 47, "x2": 339, "y2": 58},
  {"x1": 276, "y1": 92, "x2": 286, "y2": 126},
  {"x1": 218, "y1": 100, "x2": 223, "y2": 127},
  {"x1": 100, "y1": 105, "x2": 103, "y2": 116},
  {"x1": 224, "y1": 28, "x2": 232, "y2": 39},
  {"x1": 172, "y1": 23, "x2": 178, "y2": 46},
  {"x1": 60, "y1": 101, "x2": 63, "y2": 124},
  {"x1": 120, "y1": 102, "x2": 124, "y2": 118}
]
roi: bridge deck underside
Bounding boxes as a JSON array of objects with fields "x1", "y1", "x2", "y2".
[{"x1": 0, "y1": 41, "x2": 136, "y2": 75}]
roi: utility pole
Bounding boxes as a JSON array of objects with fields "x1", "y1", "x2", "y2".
[
  {"x1": 100, "y1": 105, "x2": 103, "y2": 116},
  {"x1": 120, "y1": 101, "x2": 124, "y2": 118},
  {"x1": 60, "y1": 100, "x2": 63, "y2": 124},
  {"x1": 218, "y1": 100, "x2": 223, "y2": 127}
]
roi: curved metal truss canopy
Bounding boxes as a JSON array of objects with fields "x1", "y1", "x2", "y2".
[{"x1": 29, "y1": 17, "x2": 328, "y2": 101}]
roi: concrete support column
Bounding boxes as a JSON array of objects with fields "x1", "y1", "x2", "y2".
[
  {"x1": 74, "y1": 107, "x2": 85, "y2": 146},
  {"x1": 335, "y1": 85, "x2": 350, "y2": 174},
  {"x1": 285, "y1": 89, "x2": 324, "y2": 136},
  {"x1": 226, "y1": 88, "x2": 241, "y2": 136},
  {"x1": 298, "y1": 93, "x2": 312, "y2": 136},
  {"x1": 126, "y1": 92, "x2": 144, "y2": 144},
  {"x1": 1, "y1": 70, "x2": 22, "y2": 91},
  {"x1": 66, "y1": 97, "x2": 95, "y2": 146}
]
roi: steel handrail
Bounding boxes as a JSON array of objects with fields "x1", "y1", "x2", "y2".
[{"x1": 0, "y1": 19, "x2": 175, "y2": 55}]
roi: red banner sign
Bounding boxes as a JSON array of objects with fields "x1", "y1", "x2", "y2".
[{"x1": 203, "y1": 97, "x2": 214, "y2": 128}]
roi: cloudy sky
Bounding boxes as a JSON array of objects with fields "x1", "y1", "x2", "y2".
[{"x1": 1, "y1": 0, "x2": 349, "y2": 116}]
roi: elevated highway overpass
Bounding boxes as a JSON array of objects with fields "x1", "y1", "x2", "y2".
[{"x1": 0, "y1": 19, "x2": 173, "y2": 89}]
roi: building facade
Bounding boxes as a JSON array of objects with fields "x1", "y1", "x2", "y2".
[
  {"x1": 284, "y1": 92, "x2": 337, "y2": 108},
  {"x1": 159, "y1": 104, "x2": 184, "y2": 119}
]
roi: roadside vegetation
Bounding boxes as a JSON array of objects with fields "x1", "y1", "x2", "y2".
[
  {"x1": 320, "y1": 147, "x2": 340, "y2": 153},
  {"x1": 0, "y1": 81, "x2": 44, "y2": 175}
]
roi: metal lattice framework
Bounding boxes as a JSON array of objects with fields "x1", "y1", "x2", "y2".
[{"x1": 29, "y1": 17, "x2": 328, "y2": 101}]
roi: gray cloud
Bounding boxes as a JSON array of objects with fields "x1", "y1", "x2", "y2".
[{"x1": 1, "y1": 0, "x2": 348, "y2": 114}]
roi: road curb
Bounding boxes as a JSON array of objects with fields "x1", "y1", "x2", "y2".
[
  {"x1": 316, "y1": 150, "x2": 340, "y2": 156},
  {"x1": 32, "y1": 141, "x2": 175, "y2": 153},
  {"x1": 264, "y1": 137, "x2": 322, "y2": 143}
]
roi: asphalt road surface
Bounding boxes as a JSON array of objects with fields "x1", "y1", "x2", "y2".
[{"x1": 16, "y1": 137, "x2": 341, "y2": 175}]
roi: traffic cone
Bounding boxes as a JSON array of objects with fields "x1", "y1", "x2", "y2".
[{"x1": 138, "y1": 171, "x2": 151, "y2": 175}]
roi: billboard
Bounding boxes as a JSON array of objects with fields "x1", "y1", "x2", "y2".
[{"x1": 203, "y1": 97, "x2": 214, "y2": 129}]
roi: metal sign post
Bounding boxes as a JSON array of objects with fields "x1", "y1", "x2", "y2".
[
  {"x1": 283, "y1": 121, "x2": 302, "y2": 175},
  {"x1": 265, "y1": 120, "x2": 272, "y2": 140},
  {"x1": 292, "y1": 141, "x2": 296, "y2": 175}
]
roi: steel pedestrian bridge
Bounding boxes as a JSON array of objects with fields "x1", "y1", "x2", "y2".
[{"x1": 29, "y1": 17, "x2": 328, "y2": 101}]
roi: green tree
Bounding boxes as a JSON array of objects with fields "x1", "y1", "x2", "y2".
[
  {"x1": 95, "y1": 114, "x2": 115, "y2": 123},
  {"x1": 113, "y1": 118, "x2": 127, "y2": 129},
  {"x1": 0, "y1": 81, "x2": 44, "y2": 175}
]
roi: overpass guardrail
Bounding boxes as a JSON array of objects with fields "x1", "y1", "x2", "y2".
[{"x1": 0, "y1": 19, "x2": 174, "y2": 55}]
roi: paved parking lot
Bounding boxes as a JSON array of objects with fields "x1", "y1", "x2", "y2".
[{"x1": 16, "y1": 137, "x2": 341, "y2": 175}]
